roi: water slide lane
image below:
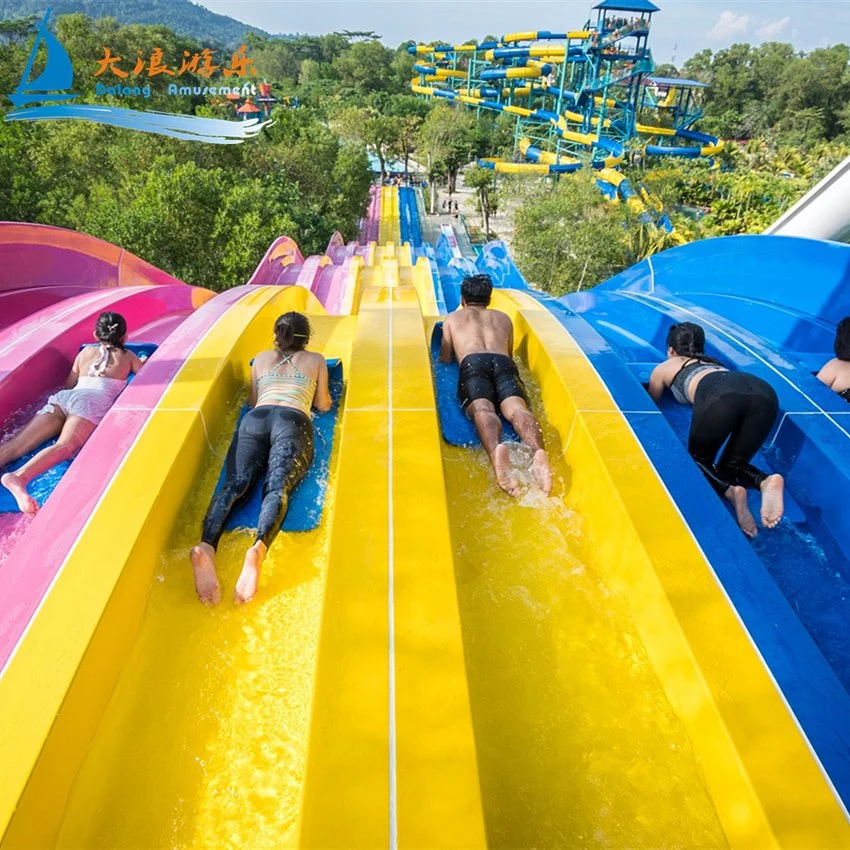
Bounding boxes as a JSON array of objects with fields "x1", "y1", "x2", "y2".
[
  {"x1": 297, "y1": 281, "x2": 484, "y2": 848},
  {"x1": 0, "y1": 284, "x2": 336, "y2": 849},
  {"x1": 0, "y1": 266, "x2": 481, "y2": 848},
  {"x1": 0, "y1": 284, "x2": 212, "y2": 423},
  {"x1": 461, "y1": 290, "x2": 850, "y2": 845}
]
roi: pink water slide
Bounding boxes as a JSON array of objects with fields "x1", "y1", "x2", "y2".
[
  {"x1": 0, "y1": 223, "x2": 214, "y2": 569},
  {"x1": 0, "y1": 222, "x2": 192, "y2": 331}
]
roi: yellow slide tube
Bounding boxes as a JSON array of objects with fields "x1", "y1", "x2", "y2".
[{"x1": 636, "y1": 122, "x2": 677, "y2": 136}]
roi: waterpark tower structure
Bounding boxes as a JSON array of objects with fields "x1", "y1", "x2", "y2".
[{"x1": 409, "y1": 0, "x2": 722, "y2": 175}]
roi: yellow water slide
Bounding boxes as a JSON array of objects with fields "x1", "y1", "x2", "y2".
[{"x1": 1, "y1": 189, "x2": 847, "y2": 847}]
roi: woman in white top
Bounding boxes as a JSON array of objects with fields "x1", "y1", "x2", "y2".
[{"x1": 0, "y1": 311, "x2": 145, "y2": 515}]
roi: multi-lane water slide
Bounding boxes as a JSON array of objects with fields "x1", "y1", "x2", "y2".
[{"x1": 1, "y1": 186, "x2": 849, "y2": 848}]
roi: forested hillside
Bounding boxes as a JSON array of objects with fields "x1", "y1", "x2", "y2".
[{"x1": 0, "y1": 0, "x2": 276, "y2": 46}]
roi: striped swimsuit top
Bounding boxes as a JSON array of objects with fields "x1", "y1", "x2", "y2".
[{"x1": 256, "y1": 352, "x2": 316, "y2": 417}]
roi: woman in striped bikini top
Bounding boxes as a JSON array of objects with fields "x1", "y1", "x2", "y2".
[{"x1": 255, "y1": 352, "x2": 317, "y2": 417}]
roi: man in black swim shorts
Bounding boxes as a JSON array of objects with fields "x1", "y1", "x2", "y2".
[{"x1": 440, "y1": 274, "x2": 551, "y2": 496}]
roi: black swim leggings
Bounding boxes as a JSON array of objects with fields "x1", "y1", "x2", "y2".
[
  {"x1": 201, "y1": 405, "x2": 314, "y2": 549},
  {"x1": 688, "y1": 371, "x2": 778, "y2": 495}
]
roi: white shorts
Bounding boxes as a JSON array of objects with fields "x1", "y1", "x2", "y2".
[{"x1": 38, "y1": 389, "x2": 117, "y2": 425}]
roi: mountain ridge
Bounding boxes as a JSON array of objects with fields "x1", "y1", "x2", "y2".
[{"x1": 0, "y1": 0, "x2": 291, "y2": 46}]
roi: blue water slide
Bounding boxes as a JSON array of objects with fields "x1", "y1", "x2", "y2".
[
  {"x1": 531, "y1": 109, "x2": 560, "y2": 122},
  {"x1": 645, "y1": 128, "x2": 719, "y2": 157},
  {"x1": 522, "y1": 143, "x2": 582, "y2": 173},
  {"x1": 645, "y1": 142, "x2": 702, "y2": 158},
  {"x1": 544, "y1": 287, "x2": 850, "y2": 810},
  {"x1": 433, "y1": 233, "x2": 478, "y2": 312},
  {"x1": 544, "y1": 86, "x2": 579, "y2": 103},
  {"x1": 413, "y1": 244, "x2": 448, "y2": 314},
  {"x1": 398, "y1": 186, "x2": 422, "y2": 248},
  {"x1": 475, "y1": 241, "x2": 530, "y2": 289},
  {"x1": 565, "y1": 234, "x2": 850, "y2": 701}
]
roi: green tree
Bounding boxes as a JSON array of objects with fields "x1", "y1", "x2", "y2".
[
  {"x1": 335, "y1": 106, "x2": 401, "y2": 181},
  {"x1": 417, "y1": 103, "x2": 475, "y2": 208},
  {"x1": 511, "y1": 175, "x2": 633, "y2": 294},
  {"x1": 464, "y1": 165, "x2": 499, "y2": 239},
  {"x1": 332, "y1": 40, "x2": 396, "y2": 93}
]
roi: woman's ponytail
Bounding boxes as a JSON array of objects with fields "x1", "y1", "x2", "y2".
[
  {"x1": 95, "y1": 311, "x2": 127, "y2": 350},
  {"x1": 274, "y1": 312, "x2": 311, "y2": 352}
]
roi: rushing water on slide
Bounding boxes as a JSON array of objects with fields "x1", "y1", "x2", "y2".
[
  {"x1": 56, "y1": 364, "x2": 727, "y2": 848},
  {"x1": 57, "y1": 402, "x2": 336, "y2": 849},
  {"x1": 442, "y1": 374, "x2": 728, "y2": 848}
]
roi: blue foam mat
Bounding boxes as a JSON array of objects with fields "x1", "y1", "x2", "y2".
[
  {"x1": 216, "y1": 359, "x2": 344, "y2": 534},
  {"x1": 0, "y1": 342, "x2": 158, "y2": 513},
  {"x1": 430, "y1": 323, "x2": 519, "y2": 447}
]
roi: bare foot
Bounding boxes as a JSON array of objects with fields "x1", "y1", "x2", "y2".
[
  {"x1": 1, "y1": 472, "x2": 38, "y2": 515},
  {"x1": 530, "y1": 449, "x2": 552, "y2": 495},
  {"x1": 724, "y1": 485, "x2": 757, "y2": 538},
  {"x1": 492, "y1": 443, "x2": 521, "y2": 497},
  {"x1": 190, "y1": 543, "x2": 221, "y2": 605},
  {"x1": 235, "y1": 541, "x2": 267, "y2": 604},
  {"x1": 760, "y1": 474, "x2": 784, "y2": 529}
]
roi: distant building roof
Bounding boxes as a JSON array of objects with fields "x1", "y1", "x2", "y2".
[
  {"x1": 593, "y1": 0, "x2": 660, "y2": 12},
  {"x1": 237, "y1": 102, "x2": 261, "y2": 113},
  {"x1": 646, "y1": 76, "x2": 710, "y2": 88}
]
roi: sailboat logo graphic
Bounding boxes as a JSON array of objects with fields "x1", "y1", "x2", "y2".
[
  {"x1": 9, "y1": 9, "x2": 79, "y2": 108},
  {"x1": 6, "y1": 8, "x2": 272, "y2": 144}
]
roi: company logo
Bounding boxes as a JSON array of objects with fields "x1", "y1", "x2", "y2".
[{"x1": 5, "y1": 8, "x2": 273, "y2": 143}]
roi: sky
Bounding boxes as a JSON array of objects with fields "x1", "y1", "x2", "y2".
[{"x1": 197, "y1": 0, "x2": 850, "y2": 65}]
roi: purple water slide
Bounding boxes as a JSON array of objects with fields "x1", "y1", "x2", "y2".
[
  {"x1": 325, "y1": 231, "x2": 357, "y2": 265},
  {"x1": 0, "y1": 222, "x2": 185, "y2": 331},
  {"x1": 358, "y1": 186, "x2": 381, "y2": 244},
  {"x1": 0, "y1": 223, "x2": 214, "y2": 577}
]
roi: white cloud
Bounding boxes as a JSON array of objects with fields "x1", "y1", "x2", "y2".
[
  {"x1": 756, "y1": 16, "x2": 791, "y2": 40},
  {"x1": 708, "y1": 10, "x2": 751, "y2": 41}
]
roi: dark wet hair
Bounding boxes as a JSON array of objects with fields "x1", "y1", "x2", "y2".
[
  {"x1": 666, "y1": 322, "x2": 722, "y2": 366},
  {"x1": 95, "y1": 311, "x2": 126, "y2": 349},
  {"x1": 835, "y1": 317, "x2": 850, "y2": 361},
  {"x1": 274, "y1": 311, "x2": 311, "y2": 352},
  {"x1": 461, "y1": 273, "x2": 493, "y2": 306}
]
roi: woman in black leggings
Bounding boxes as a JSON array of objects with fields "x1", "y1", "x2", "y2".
[
  {"x1": 190, "y1": 312, "x2": 332, "y2": 605},
  {"x1": 649, "y1": 322, "x2": 784, "y2": 537}
]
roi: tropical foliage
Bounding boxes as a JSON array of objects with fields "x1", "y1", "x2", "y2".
[
  {"x1": 0, "y1": 14, "x2": 373, "y2": 289},
  {"x1": 1, "y1": 7, "x2": 849, "y2": 297}
]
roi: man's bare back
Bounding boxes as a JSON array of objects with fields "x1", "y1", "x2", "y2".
[
  {"x1": 440, "y1": 304, "x2": 514, "y2": 364},
  {"x1": 438, "y1": 274, "x2": 552, "y2": 497}
]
